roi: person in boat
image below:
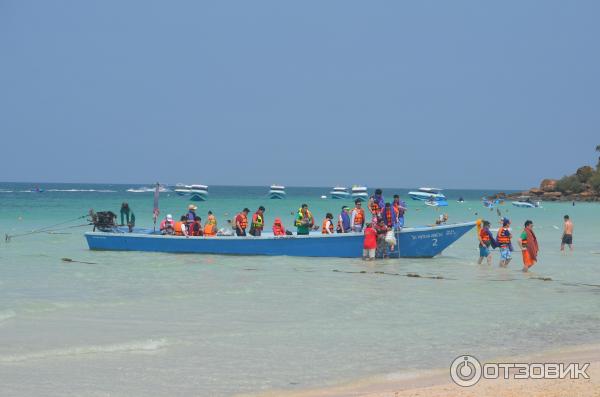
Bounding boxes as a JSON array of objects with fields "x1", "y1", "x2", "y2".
[
  {"x1": 187, "y1": 205, "x2": 198, "y2": 223},
  {"x1": 189, "y1": 215, "x2": 203, "y2": 236},
  {"x1": 381, "y1": 202, "x2": 398, "y2": 229},
  {"x1": 374, "y1": 189, "x2": 385, "y2": 210},
  {"x1": 362, "y1": 223, "x2": 377, "y2": 261},
  {"x1": 120, "y1": 202, "x2": 131, "y2": 226},
  {"x1": 350, "y1": 200, "x2": 365, "y2": 232},
  {"x1": 561, "y1": 215, "x2": 573, "y2": 252},
  {"x1": 322, "y1": 213, "x2": 335, "y2": 234},
  {"x1": 204, "y1": 211, "x2": 217, "y2": 236},
  {"x1": 295, "y1": 204, "x2": 314, "y2": 235},
  {"x1": 497, "y1": 218, "x2": 512, "y2": 267},
  {"x1": 519, "y1": 220, "x2": 539, "y2": 272},
  {"x1": 250, "y1": 206, "x2": 266, "y2": 236},
  {"x1": 160, "y1": 214, "x2": 175, "y2": 235},
  {"x1": 392, "y1": 195, "x2": 407, "y2": 228},
  {"x1": 127, "y1": 211, "x2": 136, "y2": 233},
  {"x1": 368, "y1": 196, "x2": 381, "y2": 224},
  {"x1": 235, "y1": 208, "x2": 250, "y2": 236},
  {"x1": 273, "y1": 218, "x2": 286, "y2": 236},
  {"x1": 336, "y1": 206, "x2": 351, "y2": 233},
  {"x1": 174, "y1": 215, "x2": 189, "y2": 237},
  {"x1": 374, "y1": 219, "x2": 389, "y2": 258},
  {"x1": 478, "y1": 220, "x2": 495, "y2": 265}
]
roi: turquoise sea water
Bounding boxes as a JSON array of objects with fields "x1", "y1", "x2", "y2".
[{"x1": 1, "y1": 183, "x2": 599, "y2": 396}]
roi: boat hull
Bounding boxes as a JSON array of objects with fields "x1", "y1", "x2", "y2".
[
  {"x1": 85, "y1": 222, "x2": 475, "y2": 258},
  {"x1": 268, "y1": 192, "x2": 286, "y2": 199},
  {"x1": 330, "y1": 192, "x2": 350, "y2": 199},
  {"x1": 408, "y1": 192, "x2": 447, "y2": 201}
]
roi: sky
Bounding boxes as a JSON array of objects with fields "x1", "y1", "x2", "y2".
[{"x1": 1, "y1": 0, "x2": 599, "y2": 189}]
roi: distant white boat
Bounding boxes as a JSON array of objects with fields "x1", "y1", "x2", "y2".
[
  {"x1": 127, "y1": 185, "x2": 169, "y2": 193},
  {"x1": 351, "y1": 185, "x2": 368, "y2": 201},
  {"x1": 330, "y1": 186, "x2": 350, "y2": 199},
  {"x1": 408, "y1": 187, "x2": 446, "y2": 201},
  {"x1": 175, "y1": 184, "x2": 209, "y2": 201},
  {"x1": 512, "y1": 196, "x2": 541, "y2": 208},
  {"x1": 268, "y1": 185, "x2": 286, "y2": 199}
]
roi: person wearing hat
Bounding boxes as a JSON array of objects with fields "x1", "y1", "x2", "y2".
[
  {"x1": 496, "y1": 217, "x2": 513, "y2": 267},
  {"x1": 187, "y1": 204, "x2": 198, "y2": 223},
  {"x1": 250, "y1": 206, "x2": 266, "y2": 236},
  {"x1": 235, "y1": 208, "x2": 250, "y2": 236},
  {"x1": 160, "y1": 214, "x2": 175, "y2": 235},
  {"x1": 336, "y1": 206, "x2": 351, "y2": 233}
]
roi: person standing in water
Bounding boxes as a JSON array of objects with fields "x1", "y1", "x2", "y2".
[
  {"x1": 519, "y1": 220, "x2": 539, "y2": 272},
  {"x1": 497, "y1": 218, "x2": 512, "y2": 267},
  {"x1": 477, "y1": 220, "x2": 494, "y2": 265},
  {"x1": 561, "y1": 215, "x2": 574, "y2": 252}
]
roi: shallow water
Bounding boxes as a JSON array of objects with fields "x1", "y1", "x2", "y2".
[{"x1": 1, "y1": 183, "x2": 599, "y2": 396}]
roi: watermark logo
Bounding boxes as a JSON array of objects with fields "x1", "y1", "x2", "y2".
[
  {"x1": 450, "y1": 355, "x2": 482, "y2": 387},
  {"x1": 450, "y1": 355, "x2": 590, "y2": 387}
]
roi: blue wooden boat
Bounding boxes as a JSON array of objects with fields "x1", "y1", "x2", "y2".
[{"x1": 85, "y1": 221, "x2": 475, "y2": 258}]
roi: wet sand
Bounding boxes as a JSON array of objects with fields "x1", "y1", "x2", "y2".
[{"x1": 243, "y1": 344, "x2": 599, "y2": 397}]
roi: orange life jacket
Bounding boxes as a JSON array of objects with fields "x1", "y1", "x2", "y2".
[
  {"x1": 383, "y1": 207, "x2": 393, "y2": 226},
  {"x1": 174, "y1": 221, "x2": 186, "y2": 236},
  {"x1": 273, "y1": 224, "x2": 285, "y2": 236},
  {"x1": 237, "y1": 213, "x2": 248, "y2": 230},
  {"x1": 480, "y1": 228, "x2": 490, "y2": 242},
  {"x1": 370, "y1": 202, "x2": 380, "y2": 215},
  {"x1": 353, "y1": 208, "x2": 365, "y2": 225},
  {"x1": 322, "y1": 219, "x2": 334, "y2": 234},
  {"x1": 204, "y1": 223, "x2": 216, "y2": 236},
  {"x1": 497, "y1": 227, "x2": 511, "y2": 245}
]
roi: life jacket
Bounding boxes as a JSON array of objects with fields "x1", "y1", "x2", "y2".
[
  {"x1": 497, "y1": 227, "x2": 511, "y2": 245},
  {"x1": 174, "y1": 221, "x2": 186, "y2": 236},
  {"x1": 188, "y1": 221, "x2": 202, "y2": 236},
  {"x1": 383, "y1": 207, "x2": 394, "y2": 227},
  {"x1": 322, "y1": 219, "x2": 334, "y2": 234},
  {"x1": 353, "y1": 208, "x2": 365, "y2": 225},
  {"x1": 337, "y1": 211, "x2": 351, "y2": 232},
  {"x1": 273, "y1": 223, "x2": 285, "y2": 236},
  {"x1": 393, "y1": 201, "x2": 405, "y2": 217},
  {"x1": 480, "y1": 228, "x2": 490, "y2": 242},
  {"x1": 237, "y1": 213, "x2": 248, "y2": 230},
  {"x1": 370, "y1": 202, "x2": 380, "y2": 215},
  {"x1": 160, "y1": 219, "x2": 174, "y2": 230},
  {"x1": 204, "y1": 223, "x2": 216, "y2": 236},
  {"x1": 295, "y1": 209, "x2": 313, "y2": 227},
  {"x1": 252, "y1": 213, "x2": 264, "y2": 229}
]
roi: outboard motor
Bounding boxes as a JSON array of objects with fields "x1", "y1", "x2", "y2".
[{"x1": 90, "y1": 210, "x2": 118, "y2": 232}]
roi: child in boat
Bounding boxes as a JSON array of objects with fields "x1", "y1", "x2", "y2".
[
  {"x1": 362, "y1": 223, "x2": 377, "y2": 261},
  {"x1": 321, "y1": 213, "x2": 335, "y2": 234},
  {"x1": 204, "y1": 211, "x2": 217, "y2": 236},
  {"x1": 273, "y1": 218, "x2": 286, "y2": 236}
]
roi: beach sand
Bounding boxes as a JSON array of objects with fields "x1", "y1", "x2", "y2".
[{"x1": 243, "y1": 344, "x2": 600, "y2": 397}]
